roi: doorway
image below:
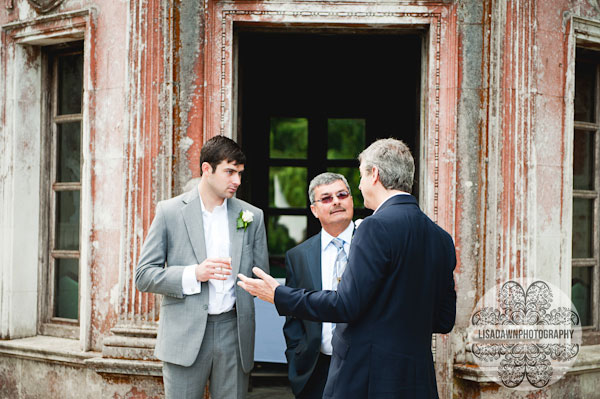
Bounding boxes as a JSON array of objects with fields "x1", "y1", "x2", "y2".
[{"x1": 236, "y1": 29, "x2": 423, "y2": 277}]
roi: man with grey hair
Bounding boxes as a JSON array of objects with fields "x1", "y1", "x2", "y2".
[
  {"x1": 284, "y1": 172, "x2": 355, "y2": 399},
  {"x1": 238, "y1": 138, "x2": 456, "y2": 399}
]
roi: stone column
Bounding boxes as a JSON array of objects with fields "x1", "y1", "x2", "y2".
[
  {"x1": 100, "y1": 0, "x2": 174, "y2": 362},
  {"x1": 454, "y1": 0, "x2": 573, "y2": 389},
  {"x1": 480, "y1": 0, "x2": 542, "y2": 293}
]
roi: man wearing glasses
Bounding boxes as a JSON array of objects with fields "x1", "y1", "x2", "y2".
[{"x1": 283, "y1": 172, "x2": 356, "y2": 399}]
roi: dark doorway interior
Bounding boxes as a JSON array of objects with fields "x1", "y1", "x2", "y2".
[{"x1": 237, "y1": 29, "x2": 422, "y2": 277}]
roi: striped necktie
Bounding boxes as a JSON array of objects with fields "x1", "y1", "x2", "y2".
[
  {"x1": 331, "y1": 238, "x2": 347, "y2": 291},
  {"x1": 331, "y1": 237, "x2": 347, "y2": 334}
]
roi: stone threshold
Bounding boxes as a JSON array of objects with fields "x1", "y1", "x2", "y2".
[
  {"x1": 0, "y1": 335, "x2": 162, "y2": 377},
  {"x1": 455, "y1": 344, "x2": 600, "y2": 382},
  {"x1": 0, "y1": 335, "x2": 99, "y2": 367},
  {"x1": 86, "y1": 357, "x2": 162, "y2": 376}
]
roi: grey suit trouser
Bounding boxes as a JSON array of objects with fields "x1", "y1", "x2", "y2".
[{"x1": 162, "y1": 309, "x2": 249, "y2": 399}]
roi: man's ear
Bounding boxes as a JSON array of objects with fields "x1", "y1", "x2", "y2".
[
  {"x1": 371, "y1": 167, "x2": 379, "y2": 184},
  {"x1": 201, "y1": 162, "x2": 213, "y2": 175},
  {"x1": 310, "y1": 204, "x2": 319, "y2": 219}
]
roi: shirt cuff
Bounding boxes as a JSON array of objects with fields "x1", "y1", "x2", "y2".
[{"x1": 182, "y1": 265, "x2": 201, "y2": 295}]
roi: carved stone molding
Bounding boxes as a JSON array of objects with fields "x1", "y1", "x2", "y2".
[
  {"x1": 208, "y1": 4, "x2": 449, "y2": 225},
  {"x1": 573, "y1": 15, "x2": 600, "y2": 45},
  {"x1": 1, "y1": 8, "x2": 89, "y2": 42},
  {"x1": 479, "y1": 0, "x2": 538, "y2": 286}
]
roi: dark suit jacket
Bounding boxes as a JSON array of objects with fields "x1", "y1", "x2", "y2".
[
  {"x1": 283, "y1": 233, "x2": 324, "y2": 396},
  {"x1": 275, "y1": 195, "x2": 456, "y2": 399}
]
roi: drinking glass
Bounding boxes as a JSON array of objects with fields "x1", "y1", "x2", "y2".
[{"x1": 215, "y1": 243, "x2": 231, "y2": 293}]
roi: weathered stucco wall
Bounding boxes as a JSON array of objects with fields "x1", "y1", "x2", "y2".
[
  {"x1": 173, "y1": 0, "x2": 205, "y2": 194},
  {"x1": 0, "y1": 42, "x2": 42, "y2": 339},
  {"x1": 85, "y1": 0, "x2": 129, "y2": 351},
  {"x1": 454, "y1": 370, "x2": 600, "y2": 398},
  {"x1": 0, "y1": 354, "x2": 164, "y2": 398},
  {"x1": 454, "y1": 0, "x2": 484, "y2": 339}
]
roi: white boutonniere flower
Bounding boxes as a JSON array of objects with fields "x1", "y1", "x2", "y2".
[
  {"x1": 237, "y1": 210, "x2": 254, "y2": 231},
  {"x1": 354, "y1": 218, "x2": 363, "y2": 228}
]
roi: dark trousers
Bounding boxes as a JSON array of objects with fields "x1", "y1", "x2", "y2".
[{"x1": 297, "y1": 353, "x2": 331, "y2": 399}]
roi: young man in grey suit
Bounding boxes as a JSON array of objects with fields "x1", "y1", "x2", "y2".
[
  {"x1": 135, "y1": 136, "x2": 269, "y2": 399},
  {"x1": 239, "y1": 138, "x2": 456, "y2": 399},
  {"x1": 284, "y1": 172, "x2": 355, "y2": 399}
]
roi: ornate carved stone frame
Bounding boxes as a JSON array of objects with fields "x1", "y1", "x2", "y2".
[{"x1": 204, "y1": 1, "x2": 457, "y2": 229}]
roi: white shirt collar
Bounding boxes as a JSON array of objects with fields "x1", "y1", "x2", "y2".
[
  {"x1": 373, "y1": 192, "x2": 410, "y2": 214},
  {"x1": 321, "y1": 220, "x2": 355, "y2": 251},
  {"x1": 198, "y1": 186, "x2": 228, "y2": 215}
]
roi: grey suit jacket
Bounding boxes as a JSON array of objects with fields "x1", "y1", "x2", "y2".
[{"x1": 135, "y1": 188, "x2": 269, "y2": 372}]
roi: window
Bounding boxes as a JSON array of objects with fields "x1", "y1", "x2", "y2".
[
  {"x1": 265, "y1": 117, "x2": 367, "y2": 277},
  {"x1": 572, "y1": 48, "x2": 600, "y2": 330},
  {"x1": 41, "y1": 44, "x2": 84, "y2": 337}
]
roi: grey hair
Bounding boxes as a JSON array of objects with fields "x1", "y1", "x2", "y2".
[
  {"x1": 358, "y1": 138, "x2": 414, "y2": 192},
  {"x1": 308, "y1": 172, "x2": 351, "y2": 204}
]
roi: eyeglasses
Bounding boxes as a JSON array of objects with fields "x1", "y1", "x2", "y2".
[{"x1": 313, "y1": 191, "x2": 350, "y2": 204}]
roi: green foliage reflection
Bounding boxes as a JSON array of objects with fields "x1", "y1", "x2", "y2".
[
  {"x1": 327, "y1": 119, "x2": 365, "y2": 160},
  {"x1": 270, "y1": 117, "x2": 308, "y2": 159},
  {"x1": 269, "y1": 167, "x2": 307, "y2": 208}
]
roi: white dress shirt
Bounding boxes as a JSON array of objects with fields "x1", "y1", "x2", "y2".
[
  {"x1": 181, "y1": 190, "x2": 236, "y2": 314},
  {"x1": 319, "y1": 220, "x2": 354, "y2": 355}
]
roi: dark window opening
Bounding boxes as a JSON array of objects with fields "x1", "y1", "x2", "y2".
[
  {"x1": 237, "y1": 30, "x2": 423, "y2": 277},
  {"x1": 572, "y1": 47, "x2": 600, "y2": 329},
  {"x1": 44, "y1": 43, "x2": 84, "y2": 327}
]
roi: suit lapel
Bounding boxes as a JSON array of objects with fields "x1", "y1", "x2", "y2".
[
  {"x1": 228, "y1": 198, "x2": 244, "y2": 276},
  {"x1": 181, "y1": 189, "x2": 208, "y2": 264},
  {"x1": 308, "y1": 234, "x2": 322, "y2": 290}
]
